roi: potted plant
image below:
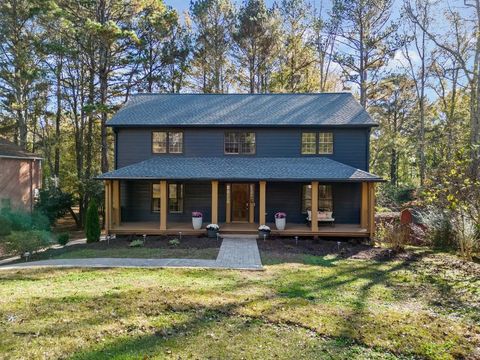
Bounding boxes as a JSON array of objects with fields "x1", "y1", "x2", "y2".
[
  {"x1": 192, "y1": 211, "x2": 203, "y2": 230},
  {"x1": 206, "y1": 224, "x2": 220, "y2": 238},
  {"x1": 275, "y1": 212, "x2": 286, "y2": 230},
  {"x1": 258, "y1": 225, "x2": 271, "y2": 239}
]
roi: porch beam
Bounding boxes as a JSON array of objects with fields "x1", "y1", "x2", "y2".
[
  {"x1": 311, "y1": 181, "x2": 319, "y2": 232},
  {"x1": 368, "y1": 183, "x2": 376, "y2": 237},
  {"x1": 211, "y1": 180, "x2": 218, "y2": 224},
  {"x1": 160, "y1": 180, "x2": 167, "y2": 230},
  {"x1": 259, "y1": 181, "x2": 266, "y2": 225},
  {"x1": 360, "y1": 182, "x2": 368, "y2": 229}
]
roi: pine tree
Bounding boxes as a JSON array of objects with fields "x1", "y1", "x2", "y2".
[{"x1": 85, "y1": 199, "x2": 100, "y2": 243}]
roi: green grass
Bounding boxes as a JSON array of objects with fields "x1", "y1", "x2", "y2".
[
  {"x1": 0, "y1": 251, "x2": 478, "y2": 359},
  {"x1": 35, "y1": 247, "x2": 219, "y2": 260}
]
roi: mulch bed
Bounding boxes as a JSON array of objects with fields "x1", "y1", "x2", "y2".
[
  {"x1": 258, "y1": 236, "x2": 419, "y2": 261},
  {"x1": 88, "y1": 235, "x2": 222, "y2": 250}
]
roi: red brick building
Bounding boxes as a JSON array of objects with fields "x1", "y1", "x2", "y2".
[{"x1": 0, "y1": 139, "x2": 42, "y2": 212}]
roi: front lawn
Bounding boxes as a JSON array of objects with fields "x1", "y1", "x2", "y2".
[{"x1": 0, "y1": 244, "x2": 479, "y2": 359}]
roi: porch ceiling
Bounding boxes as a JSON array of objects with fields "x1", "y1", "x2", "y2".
[{"x1": 98, "y1": 157, "x2": 383, "y2": 182}]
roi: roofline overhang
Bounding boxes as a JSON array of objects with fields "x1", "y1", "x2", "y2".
[
  {"x1": 0, "y1": 155, "x2": 43, "y2": 160},
  {"x1": 107, "y1": 123, "x2": 379, "y2": 128},
  {"x1": 96, "y1": 176, "x2": 385, "y2": 182}
]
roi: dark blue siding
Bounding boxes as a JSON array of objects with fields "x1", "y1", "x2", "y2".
[
  {"x1": 116, "y1": 127, "x2": 369, "y2": 170},
  {"x1": 120, "y1": 180, "x2": 361, "y2": 225}
]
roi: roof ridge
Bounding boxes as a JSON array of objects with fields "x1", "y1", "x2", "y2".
[{"x1": 130, "y1": 92, "x2": 353, "y2": 96}]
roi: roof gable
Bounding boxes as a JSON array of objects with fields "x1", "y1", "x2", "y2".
[{"x1": 108, "y1": 93, "x2": 377, "y2": 127}]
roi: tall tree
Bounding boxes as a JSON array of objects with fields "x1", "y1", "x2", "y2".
[
  {"x1": 407, "y1": 2, "x2": 480, "y2": 178},
  {"x1": 371, "y1": 74, "x2": 416, "y2": 185},
  {"x1": 333, "y1": 0, "x2": 400, "y2": 108},
  {"x1": 0, "y1": 0, "x2": 54, "y2": 148},
  {"x1": 233, "y1": 0, "x2": 281, "y2": 93},
  {"x1": 404, "y1": 0, "x2": 433, "y2": 186},
  {"x1": 190, "y1": 0, "x2": 235, "y2": 93},
  {"x1": 310, "y1": 1, "x2": 339, "y2": 92},
  {"x1": 271, "y1": 0, "x2": 318, "y2": 92}
]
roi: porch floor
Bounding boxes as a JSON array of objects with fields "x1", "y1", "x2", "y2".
[{"x1": 111, "y1": 222, "x2": 368, "y2": 237}]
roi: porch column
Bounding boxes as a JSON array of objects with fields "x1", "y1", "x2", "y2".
[
  {"x1": 311, "y1": 181, "x2": 319, "y2": 232},
  {"x1": 160, "y1": 180, "x2": 167, "y2": 230},
  {"x1": 211, "y1": 180, "x2": 218, "y2": 224},
  {"x1": 360, "y1": 182, "x2": 368, "y2": 229},
  {"x1": 104, "y1": 180, "x2": 111, "y2": 233},
  {"x1": 259, "y1": 181, "x2": 266, "y2": 225},
  {"x1": 368, "y1": 183, "x2": 376, "y2": 237},
  {"x1": 112, "y1": 180, "x2": 121, "y2": 226}
]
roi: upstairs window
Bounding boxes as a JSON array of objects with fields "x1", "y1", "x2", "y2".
[
  {"x1": 152, "y1": 131, "x2": 183, "y2": 154},
  {"x1": 225, "y1": 132, "x2": 255, "y2": 154},
  {"x1": 318, "y1": 132, "x2": 333, "y2": 154},
  {"x1": 301, "y1": 184, "x2": 333, "y2": 213},
  {"x1": 301, "y1": 132, "x2": 334, "y2": 155},
  {"x1": 301, "y1": 132, "x2": 317, "y2": 154}
]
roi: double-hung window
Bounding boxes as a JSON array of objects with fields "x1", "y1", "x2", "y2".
[
  {"x1": 168, "y1": 183, "x2": 184, "y2": 213},
  {"x1": 301, "y1": 184, "x2": 333, "y2": 213},
  {"x1": 152, "y1": 131, "x2": 183, "y2": 154},
  {"x1": 225, "y1": 132, "x2": 255, "y2": 154},
  {"x1": 301, "y1": 132, "x2": 334, "y2": 154},
  {"x1": 152, "y1": 183, "x2": 184, "y2": 213}
]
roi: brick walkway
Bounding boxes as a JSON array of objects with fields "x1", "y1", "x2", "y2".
[{"x1": 0, "y1": 236, "x2": 263, "y2": 271}]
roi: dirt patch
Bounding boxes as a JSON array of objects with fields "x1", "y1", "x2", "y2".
[{"x1": 258, "y1": 236, "x2": 419, "y2": 262}]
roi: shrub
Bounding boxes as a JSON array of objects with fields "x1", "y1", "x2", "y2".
[
  {"x1": 35, "y1": 187, "x2": 73, "y2": 225},
  {"x1": 3, "y1": 230, "x2": 53, "y2": 256},
  {"x1": 169, "y1": 238, "x2": 180, "y2": 247},
  {"x1": 85, "y1": 199, "x2": 101, "y2": 243},
  {"x1": 129, "y1": 239, "x2": 144, "y2": 247},
  {"x1": 375, "y1": 220, "x2": 410, "y2": 251},
  {"x1": 57, "y1": 232, "x2": 70, "y2": 246},
  {"x1": 421, "y1": 209, "x2": 456, "y2": 250},
  {"x1": 377, "y1": 183, "x2": 417, "y2": 210},
  {"x1": 0, "y1": 216, "x2": 12, "y2": 237},
  {"x1": 0, "y1": 209, "x2": 50, "y2": 232}
]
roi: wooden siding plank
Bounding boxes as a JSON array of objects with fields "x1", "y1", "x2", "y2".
[
  {"x1": 311, "y1": 181, "x2": 319, "y2": 232},
  {"x1": 160, "y1": 181, "x2": 167, "y2": 230},
  {"x1": 211, "y1": 180, "x2": 218, "y2": 224},
  {"x1": 259, "y1": 181, "x2": 266, "y2": 225}
]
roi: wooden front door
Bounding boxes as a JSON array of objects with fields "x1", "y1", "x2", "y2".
[{"x1": 231, "y1": 184, "x2": 250, "y2": 222}]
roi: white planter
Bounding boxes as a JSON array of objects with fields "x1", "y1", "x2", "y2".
[
  {"x1": 275, "y1": 217, "x2": 286, "y2": 230},
  {"x1": 192, "y1": 217, "x2": 203, "y2": 230}
]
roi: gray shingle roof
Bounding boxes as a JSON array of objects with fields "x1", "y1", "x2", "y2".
[
  {"x1": 108, "y1": 93, "x2": 377, "y2": 127},
  {"x1": 97, "y1": 157, "x2": 382, "y2": 182},
  {"x1": 0, "y1": 138, "x2": 42, "y2": 159}
]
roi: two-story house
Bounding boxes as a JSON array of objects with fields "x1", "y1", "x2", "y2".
[{"x1": 99, "y1": 93, "x2": 382, "y2": 238}]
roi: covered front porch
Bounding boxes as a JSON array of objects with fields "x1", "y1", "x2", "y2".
[{"x1": 104, "y1": 179, "x2": 376, "y2": 238}]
